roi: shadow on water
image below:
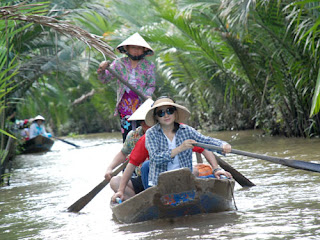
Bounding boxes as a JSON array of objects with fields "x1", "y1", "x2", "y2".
[{"x1": 115, "y1": 211, "x2": 240, "y2": 239}]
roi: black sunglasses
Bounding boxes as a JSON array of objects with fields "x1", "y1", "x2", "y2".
[{"x1": 155, "y1": 107, "x2": 176, "y2": 118}]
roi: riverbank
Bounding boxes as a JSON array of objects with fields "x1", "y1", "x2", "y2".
[{"x1": 0, "y1": 137, "x2": 16, "y2": 186}]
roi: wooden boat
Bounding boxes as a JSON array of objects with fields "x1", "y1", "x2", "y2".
[
  {"x1": 21, "y1": 135, "x2": 54, "y2": 153},
  {"x1": 111, "y1": 168, "x2": 235, "y2": 223}
]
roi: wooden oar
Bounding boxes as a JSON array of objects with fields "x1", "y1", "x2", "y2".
[
  {"x1": 53, "y1": 137, "x2": 80, "y2": 148},
  {"x1": 196, "y1": 152, "x2": 203, "y2": 163},
  {"x1": 67, "y1": 160, "x2": 129, "y2": 213},
  {"x1": 195, "y1": 143, "x2": 320, "y2": 173},
  {"x1": 213, "y1": 153, "x2": 255, "y2": 187},
  {"x1": 106, "y1": 67, "x2": 147, "y2": 101}
]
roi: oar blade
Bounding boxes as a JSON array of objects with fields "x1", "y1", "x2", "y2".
[
  {"x1": 215, "y1": 154, "x2": 255, "y2": 187},
  {"x1": 55, "y1": 137, "x2": 80, "y2": 148},
  {"x1": 67, "y1": 160, "x2": 128, "y2": 213},
  {"x1": 282, "y1": 159, "x2": 320, "y2": 173},
  {"x1": 61, "y1": 140, "x2": 80, "y2": 148},
  {"x1": 67, "y1": 195, "x2": 93, "y2": 213},
  {"x1": 67, "y1": 179, "x2": 108, "y2": 212},
  {"x1": 232, "y1": 149, "x2": 320, "y2": 173}
]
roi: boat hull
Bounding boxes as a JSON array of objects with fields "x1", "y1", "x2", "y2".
[
  {"x1": 111, "y1": 168, "x2": 235, "y2": 223},
  {"x1": 22, "y1": 135, "x2": 54, "y2": 153}
]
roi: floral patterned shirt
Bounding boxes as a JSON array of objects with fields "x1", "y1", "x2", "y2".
[
  {"x1": 118, "y1": 90, "x2": 141, "y2": 116},
  {"x1": 121, "y1": 126, "x2": 145, "y2": 156},
  {"x1": 98, "y1": 57, "x2": 156, "y2": 116}
]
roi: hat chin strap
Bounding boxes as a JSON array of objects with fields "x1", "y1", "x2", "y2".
[
  {"x1": 127, "y1": 51, "x2": 148, "y2": 61},
  {"x1": 118, "y1": 46, "x2": 152, "y2": 60}
]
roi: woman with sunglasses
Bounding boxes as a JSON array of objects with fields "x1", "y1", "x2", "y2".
[{"x1": 144, "y1": 97, "x2": 232, "y2": 187}]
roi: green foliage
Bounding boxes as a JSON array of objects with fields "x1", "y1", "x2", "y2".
[
  {"x1": 0, "y1": 14, "x2": 20, "y2": 139},
  {"x1": 310, "y1": 69, "x2": 320, "y2": 117},
  {"x1": 107, "y1": 0, "x2": 320, "y2": 136},
  {"x1": 2, "y1": 0, "x2": 320, "y2": 138},
  {"x1": 0, "y1": 1, "x2": 122, "y2": 136}
]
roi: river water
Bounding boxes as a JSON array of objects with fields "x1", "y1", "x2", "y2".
[{"x1": 1, "y1": 130, "x2": 320, "y2": 240}]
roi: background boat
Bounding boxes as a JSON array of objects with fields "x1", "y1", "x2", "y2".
[{"x1": 21, "y1": 135, "x2": 54, "y2": 154}]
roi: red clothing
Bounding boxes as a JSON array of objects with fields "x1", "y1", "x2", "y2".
[
  {"x1": 129, "y1": 135, "x2": 148, "y2": 166},
  {"x1": 192, "y1": 145, "x2": 205, "y2": 153},
  {"x1": 129, "y1": 135, "x2": 204, "y2": 166}
]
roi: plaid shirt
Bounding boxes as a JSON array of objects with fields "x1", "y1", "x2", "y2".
[
  {"x1": 98, "y1": 57, "x2": 155, "y2": 116},
  {"x1": 145, "y1": 123, "x2": 228, "y2": 186}
]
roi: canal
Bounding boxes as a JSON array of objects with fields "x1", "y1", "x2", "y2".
[{"x1": 1, "y1": 130, "x2": 320, "y2": 239}]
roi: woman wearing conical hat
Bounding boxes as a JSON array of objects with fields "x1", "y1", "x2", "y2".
[
  {"x1": 97, "y1": 33, "x2": 156, "y2": 142},
  {"x1": 29, "y1": 115, "x2": 49, "y2": 139}
]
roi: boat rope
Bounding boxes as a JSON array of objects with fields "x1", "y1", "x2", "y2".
[{"x1": 229, "y1": 180, "x2": 238, "y2": 211}]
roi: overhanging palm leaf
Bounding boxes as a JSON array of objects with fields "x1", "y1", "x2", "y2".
[
  {"x1": 0, "y1": 19, "x2": 19, "y2": 139},
  {"x1": 0, "y1": 2, "x2": 116, "y2": 60}
]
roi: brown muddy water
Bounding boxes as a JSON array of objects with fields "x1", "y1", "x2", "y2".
[{"x1": 1, "y1": 130, "x2": 320, "y2": 240}]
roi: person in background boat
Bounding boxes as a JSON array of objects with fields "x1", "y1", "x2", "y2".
[
  {"x1": 105, "y1": 99, "x2": 154, "y2": 197},
  {"x1": 19, "y1": 119, "x2": 30, "y2": 141},
  {"x1": 97, "y1": 32, "x2": 156, "y2": 142},
  {"x1": 144, "y1": 96, "x2": 232, "y2": 187},
  {"x1": 29, "y1": 115, "x2": 50, "y2": 139}
]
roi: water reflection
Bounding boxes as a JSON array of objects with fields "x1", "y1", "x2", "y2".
[
  {"x1": 1, "y1": 131, "x2": 320, "y2": 239},
  {"x1": 116, "y1": 211, "x2": 240, "y2": 239}
]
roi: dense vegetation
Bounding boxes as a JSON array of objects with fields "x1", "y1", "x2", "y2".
[{"x1": 1, "y1": 0, "x2": 320, "y2": 142}]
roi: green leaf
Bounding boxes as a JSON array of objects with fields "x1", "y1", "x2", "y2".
[
  {"x1": 0, "y1": 129, "x2": 16, "y2": 139},
  {"x1": 310, "y1": 68, "x2": 320, "y2": 117}
]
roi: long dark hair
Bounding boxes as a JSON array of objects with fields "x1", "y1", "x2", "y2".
[{"x1": 173, "y1": 122, "x2": 180, "y2": 133}]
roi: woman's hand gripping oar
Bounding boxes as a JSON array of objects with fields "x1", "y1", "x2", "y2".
[{"x1": 67, "y1": 160, "x2": 129, "y2": 213}]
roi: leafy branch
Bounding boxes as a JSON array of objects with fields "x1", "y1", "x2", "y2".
[{"x1": 0, "y1": 2, "x2": 117, "y2": 60}]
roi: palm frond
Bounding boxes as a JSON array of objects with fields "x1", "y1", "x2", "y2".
[{"x1": 0, "y1": 2, "x2": 116, "y2": 60}]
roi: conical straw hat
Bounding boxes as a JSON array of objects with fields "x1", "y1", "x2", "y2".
[
  {"x1": 116, "y1": 32, "x2": 154, "y2": 56},
  {"x1": 128, "y1": 98, "x2": 154, "y2": 121},
  {"x1": 33, "y1": 115, "x2": 45, "y2": 121}
]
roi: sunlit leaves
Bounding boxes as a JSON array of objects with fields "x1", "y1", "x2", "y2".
[{"x1": 310, "y1": 69, "x2": 320, "y2": 117}]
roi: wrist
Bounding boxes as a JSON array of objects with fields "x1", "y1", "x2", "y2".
[
  {"x1": 117, "y1": 187, "x2": 125, "y2": 194},
  {"x1": 213, "y1": 167, "x2": 222, "y2": 174},
  {"x1": 172, "y1": 147, "x2": 180, "y2": 157}
]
